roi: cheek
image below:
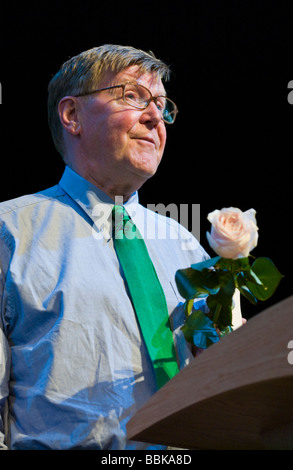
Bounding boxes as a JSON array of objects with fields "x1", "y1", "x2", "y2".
[
  {"x1": 87, "y1": 114, "x2": 128, "y2": 154},
  {"x1": 80, "y1": 111, "x2": 104, "y2": 146},
  {"x1": 108, "y1": 112, "x2": 136, "y2": 145},
  {"x1": 157, "y1": 125, "x2": 167, "y2": 158}
]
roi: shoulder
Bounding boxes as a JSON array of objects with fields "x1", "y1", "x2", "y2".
[
  {"x1": 0, "y1": 185, "x2": 68, "y2": 246},
  {"x1": 0, "y1": 185, "x2": 66, "y2": 218}
]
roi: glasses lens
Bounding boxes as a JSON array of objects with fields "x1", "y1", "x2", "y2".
[
  {"x1": 162, "y1": 98, "x2": 177, "y2": 124},
  {"x1": 123, "y1": 83, "x2": 177, "y2": 124},
  {"x1": 124, "y1": 83, "x2": 150, "y2": 109}
]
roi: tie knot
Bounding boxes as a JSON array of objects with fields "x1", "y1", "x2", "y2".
[
  {"x1": 112, "y1": 204, "x2": 127, "y2": 218},
  {"x1": 112, "y1": 205, "x2": 143, "y2": 240},
  {"x1": 112, "y1": 204, "x2": 130, "y2": 223},
  {"x1": 112, "y1": 205, "x2": 131, "y2": 239}
]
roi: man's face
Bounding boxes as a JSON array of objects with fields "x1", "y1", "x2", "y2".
[{"x1": 75, "y1": 65, "x2": 167, "y2": 190}]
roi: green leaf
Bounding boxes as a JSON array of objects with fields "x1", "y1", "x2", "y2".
[
  {"x1": 207, "y1": 295, "x2": 233, "y2": 329},
  {"x1": 181, "y1": 309, "x2": 219, "y2": 347},
  {"x1": 216, "y1": 257, "x2": 250, "y2": 272},
  {"x1": 206, "y1": 271, "x2": 235, "y2": 329},
  {"x1": 235, "y1": 271, "x2": 258, "y2": 304},
  {"x1": 240, "y1": 267, "x2": 263, "y2": 286},
  {"x1": 191, "y1": 256, "x2": 221, "y2": 272},
  {"x1": 219, "y1": 326, "x2": 233, "y2": 336},
  {"x1": 175, "y1": 267, "x2": 220, "y2": 300},
  {"x1": 217, "y1": 270, "x2": 236, "y2": 297},
  {"x1": 237, "y1": 285, "x2": 258, "y2": 305},
  {"x1": 246, "y1": 257, "x2": 283, "y2": 301}
]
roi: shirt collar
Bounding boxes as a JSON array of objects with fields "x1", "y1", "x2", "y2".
[{"x1": 59, "y1": 165, "x2": 139, "y2": 238}]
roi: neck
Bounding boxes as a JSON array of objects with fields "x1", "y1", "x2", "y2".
[
  {"x1": 84, "y1": 172, "x2": 138, "y2": 202},
  {"x1": 66, "y1": 157, "x2": 144, "y2": 202}
]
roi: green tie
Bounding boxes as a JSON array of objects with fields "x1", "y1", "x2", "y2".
[{"x1": 112, "y1": 204, "x2": 179, "y2": 389}]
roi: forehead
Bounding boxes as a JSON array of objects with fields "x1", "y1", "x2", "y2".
[{"x1": 100, "y1": 65, "x2": 166, "y2": 95}]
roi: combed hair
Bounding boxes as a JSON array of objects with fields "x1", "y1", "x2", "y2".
[{"x1": 47, "y1": 44, "x2": 171, "y2": 157}]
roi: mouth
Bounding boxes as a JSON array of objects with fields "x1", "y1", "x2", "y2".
[{"x1": 132, "y1": 135, "x2": 158, "y2": 149}]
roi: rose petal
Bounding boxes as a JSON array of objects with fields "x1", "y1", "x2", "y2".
[{"x1": 206, "y1": 207, "x2": 259, "y2": 258}]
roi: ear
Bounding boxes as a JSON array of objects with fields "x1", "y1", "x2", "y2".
[{"x1": 58, "y1": 96, "x2": 81, "y2": 136}]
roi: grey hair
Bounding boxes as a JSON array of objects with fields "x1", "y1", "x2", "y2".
[{"x1": 47, "y1": 44, "x2": 171, "y2": 157}]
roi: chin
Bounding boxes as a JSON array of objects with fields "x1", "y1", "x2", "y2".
[
  {"x1": 135, "y1": 165, "x2": 159, "y2": 182},
  {"x1": 132, "y1": 153, "x2": 162, "y2": 178}
]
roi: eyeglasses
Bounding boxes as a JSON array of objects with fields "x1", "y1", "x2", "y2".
[{"x1": 74, "y1": 82, "x2": 178, "y2": 124}]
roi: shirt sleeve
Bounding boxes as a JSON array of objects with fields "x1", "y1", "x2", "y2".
[{"x1": 0, "y1": 266, "x2": 11, "y2": 450}]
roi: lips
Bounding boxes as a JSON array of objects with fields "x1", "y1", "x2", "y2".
[{"x1": 131, "y1": 134, "x2": 159, "y2": 149}]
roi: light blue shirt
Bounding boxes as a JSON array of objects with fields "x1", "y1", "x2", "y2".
[{"x1": 0, "y1": 166, "x2": 209, "y2": 450}]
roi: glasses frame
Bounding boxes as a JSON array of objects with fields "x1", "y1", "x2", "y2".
[{"x1": 74, "y1": 82, "x2": 178, "y2": 124}]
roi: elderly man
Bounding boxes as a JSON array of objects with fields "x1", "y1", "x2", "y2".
[{"x1": 0, "y1": 45, "x2": 240, "y2": 450}]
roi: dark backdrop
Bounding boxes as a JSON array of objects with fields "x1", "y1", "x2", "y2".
[{"x1": 0, "y1": 0, "x2": 292, "y2": 319}]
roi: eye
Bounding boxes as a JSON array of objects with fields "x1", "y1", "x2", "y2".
[
  {"x1": 124, "y1": 85, "x2": 142, "y2": 105},
  {"x1": 123, "y1": 83, "x2": 150, "y2": 108},
  {"x1": 156, "y1": 97, "x2": 166, "y2": 112},
  {"x1": 125, "y1": 90, "x2": 139, "y2": 102}
]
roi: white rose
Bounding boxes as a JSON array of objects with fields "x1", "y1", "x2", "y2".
[{"x1": 206, "y1": 207, "x2": 258, "y2": 259}]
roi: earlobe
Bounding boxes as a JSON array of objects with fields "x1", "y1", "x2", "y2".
[{"x1": 58, "y1": 96, "x2": 81, "y2": 135}]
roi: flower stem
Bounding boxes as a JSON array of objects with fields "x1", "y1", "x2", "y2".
[{"x1": 213, "y1": 304, "x2": 222, "y2": 325}]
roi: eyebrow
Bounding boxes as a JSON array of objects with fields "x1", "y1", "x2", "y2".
[
  {"x1": 110, "y1": 70, "x2": 167, "y2": 93},
  {"x1": 115, "y1": 79, "x2": 167, "y2": 97}
]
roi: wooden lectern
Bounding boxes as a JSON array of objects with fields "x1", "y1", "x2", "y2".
[{"x1": 127, "y1": 296, "x2": 293, "y2": 449}]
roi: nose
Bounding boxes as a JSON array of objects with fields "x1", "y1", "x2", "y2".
[{"x1": 139, "y1": 100, "x2": 162, "y2": 127}]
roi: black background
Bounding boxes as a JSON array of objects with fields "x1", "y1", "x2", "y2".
[{"x1": 0, "y1": 0, "x2": 292, "y2": 319}]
